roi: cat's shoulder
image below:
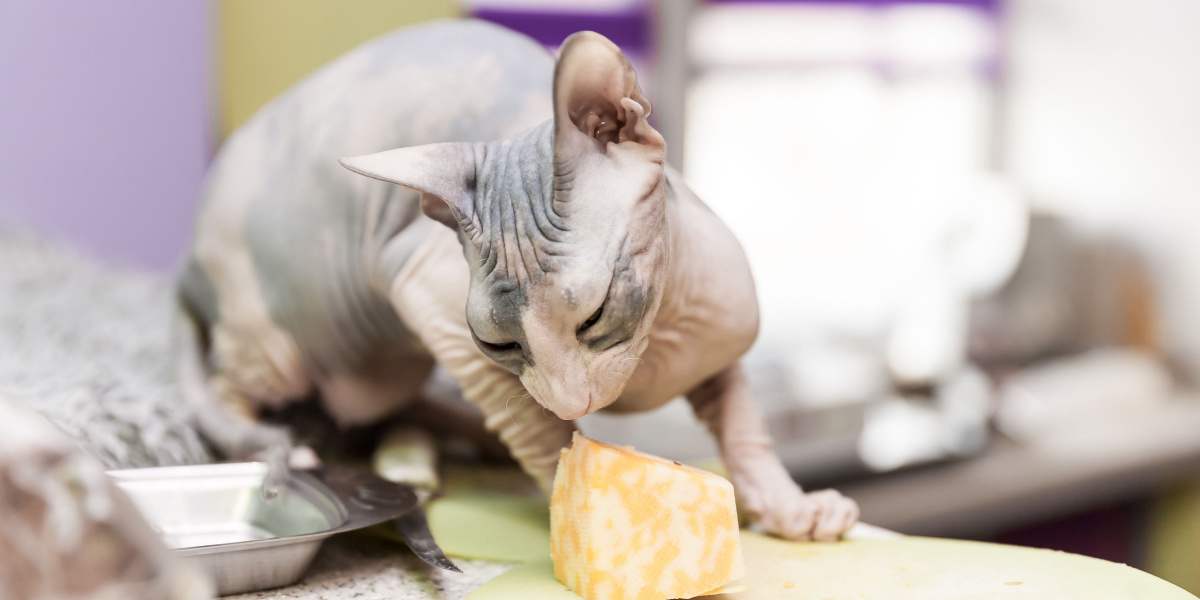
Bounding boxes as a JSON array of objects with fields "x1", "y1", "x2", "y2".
[{"x1": 666, "y1": 170, "x2": 760, "y2": 346}]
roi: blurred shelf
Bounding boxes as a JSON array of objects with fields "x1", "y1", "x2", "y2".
[{"x1": 839, "y1": 396, "x2": 1200, "y2": 537}]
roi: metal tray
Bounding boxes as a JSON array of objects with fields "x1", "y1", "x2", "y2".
[{"x1": 110, "y1": 462, "x2": 419, "y2": 595}]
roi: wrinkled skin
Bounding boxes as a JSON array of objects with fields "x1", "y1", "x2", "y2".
[{"x1": 180, "y1": 21, "x2": 858, "y2": 541}]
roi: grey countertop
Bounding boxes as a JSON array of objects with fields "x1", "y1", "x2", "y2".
[
  {"x1": 225, "y1": 534, "x2": 509, "y2": 600},
  {"x1": 842, "y1": 396, "x2": 1200, "y2": 537},
  {"x1": 235, "y1": 397, "x2": 1200, "y2": 599}
]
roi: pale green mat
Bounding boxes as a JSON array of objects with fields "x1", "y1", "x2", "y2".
[{"x1": 398, "y1": 466, "x2": 1195, "y2": 600}]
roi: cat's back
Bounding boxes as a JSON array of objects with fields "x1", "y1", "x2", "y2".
[
  {"x1": 196, "y1": 19, "x2": 554, "y2": 251},
  {"x1": 184, "y1": 21, "x2": 554, "y2": 369}
]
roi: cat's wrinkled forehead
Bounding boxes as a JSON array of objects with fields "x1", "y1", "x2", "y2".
[
  {"x1": 340, "y1": 28, "x2": 668, "y2": 326},
  {"x1": 470, "y1": 122, "x2": 573, "y2": 287}
]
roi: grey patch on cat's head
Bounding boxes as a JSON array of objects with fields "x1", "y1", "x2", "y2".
[{"x1": 340, "y1": 30, "x2": 669, "y2": 420}]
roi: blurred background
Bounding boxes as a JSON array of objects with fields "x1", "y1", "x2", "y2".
[{"x1": 2, "y1": 0, "x2": 1199, "y2": 591}]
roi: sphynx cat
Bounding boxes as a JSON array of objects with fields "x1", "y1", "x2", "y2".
[{"x1": 178, "y1": 21, "x2": 858, "y2": 541}]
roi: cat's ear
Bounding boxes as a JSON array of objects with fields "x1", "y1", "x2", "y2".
[
  {"x1": 340, "y1": 143, "x2": 476, "y2": 231},
  {"x1": 553, "y1": 31, "x2": 665, "y2": 161}
]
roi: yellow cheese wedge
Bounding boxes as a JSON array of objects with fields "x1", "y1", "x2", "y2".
[{"x1": 550, "y1": 433, "x2": 744, "y2": 600}]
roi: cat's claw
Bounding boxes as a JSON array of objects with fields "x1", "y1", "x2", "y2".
[{"x1": 734, "y1": 463, "x2": 860, "y2": 542}]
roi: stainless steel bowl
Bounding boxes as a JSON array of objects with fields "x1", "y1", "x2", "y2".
[{"x1": 110, "y1": 462, "x2": 419, "y2": 595}]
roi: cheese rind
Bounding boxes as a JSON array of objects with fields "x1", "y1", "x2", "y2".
[{"x1": 550, "y1": 433, "x2": 744, "y2": 600}]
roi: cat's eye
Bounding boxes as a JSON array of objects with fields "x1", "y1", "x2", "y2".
[
  {"x1": 577, "y1": 301, "x2": 605, "y2": 334},
  {"x1": 479, "y1": 339, "x2": 521, "y2": 354}
]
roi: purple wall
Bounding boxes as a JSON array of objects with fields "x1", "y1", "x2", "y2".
[{"x1": 0, "y1": 1, "x2": 211, "y2": 270}]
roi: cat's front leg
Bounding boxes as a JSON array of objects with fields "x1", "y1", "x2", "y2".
[{"x1": 687, "y1": 362, "x2": 859, "y2": 541}]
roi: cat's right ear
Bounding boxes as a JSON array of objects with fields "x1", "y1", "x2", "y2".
[
  {"x1": 340, "y1": 143, "x2": 477, "y2": 231},
  {"x1": 552, "y1": 31, "x2": 665, "y2": 161}
]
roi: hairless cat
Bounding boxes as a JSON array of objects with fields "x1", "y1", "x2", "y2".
[{"x1": 178, "y1": 21, "x2": 858, "y2": 541}]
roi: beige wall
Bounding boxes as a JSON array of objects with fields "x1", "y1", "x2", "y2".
[{"x1": 217, "y1": 0, "x2": 459, "y2": 138}]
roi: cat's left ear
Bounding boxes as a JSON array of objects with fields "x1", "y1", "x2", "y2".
[
  {"x1": 340, "y1": 142, "x2": 476, "y2": 231},
  {"x1": 553, "y1": 31, "x2": 665, "y2": 160}
]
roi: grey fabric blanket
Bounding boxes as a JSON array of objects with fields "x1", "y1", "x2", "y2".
[
  {"x1": 0, "y1": 227, "x2": 501, "y2": 599},
  {"x1": 0, "y1": 225, "x2": 212, "y2": 468}
]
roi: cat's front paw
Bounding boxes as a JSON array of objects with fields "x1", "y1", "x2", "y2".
[
  {"x1": 734, "y1": 465, "x2": 859, "y2": 541},
  {"x1": 257, "y1": 444, "x2": 292, "y2": 500}
]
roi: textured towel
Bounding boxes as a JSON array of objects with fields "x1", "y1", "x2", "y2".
[{"x1": 0, "y1": 225, "x2": 213, "y2": 468}]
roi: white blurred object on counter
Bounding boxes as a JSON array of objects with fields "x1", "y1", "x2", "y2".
[
  {"x1": 995, "y1": 349, "x2": 1174, "y2": 444},
  {"x1": 685, "y1": 0, "x2": 1021, "y2": 400}
]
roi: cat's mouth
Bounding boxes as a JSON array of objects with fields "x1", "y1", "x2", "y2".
[{"x1": 523, "y1": 350, "x2": 640, "y2": 420}]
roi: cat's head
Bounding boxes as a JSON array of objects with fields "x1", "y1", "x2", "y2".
[{"x1": 342, "y1": 32, "x2": 668, "y2": 420}]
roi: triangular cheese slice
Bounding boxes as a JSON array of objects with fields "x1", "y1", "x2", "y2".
[{"x1": 550, "y1": 433, "x2": 745, "y2": 600}]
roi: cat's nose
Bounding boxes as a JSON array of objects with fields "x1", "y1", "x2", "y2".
[
  {"x1": 540, "y1": 376, "x2": 590, "y2": 420},
  {"x1": 553, "y1": 392, "x2": 591, "y2": 420}
]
